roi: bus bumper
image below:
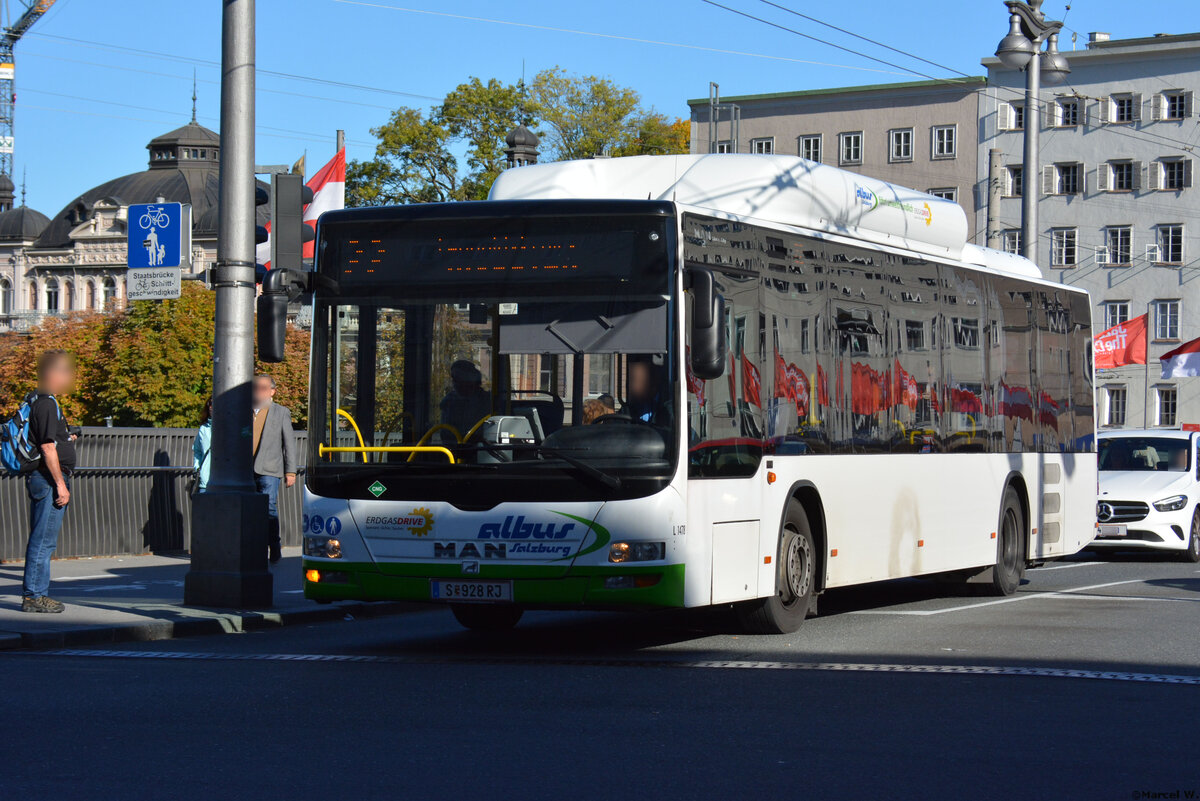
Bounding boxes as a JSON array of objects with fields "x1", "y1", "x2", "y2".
[{"x1": 302, "y1": 561, "x2": 686, "y2": 609}]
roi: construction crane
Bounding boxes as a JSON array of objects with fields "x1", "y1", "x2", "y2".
[{"x1": 0, "y1": 1, "x2": 56, "y2": 177}]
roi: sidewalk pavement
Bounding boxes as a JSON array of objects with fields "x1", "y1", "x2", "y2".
[{"x1": 0, "y1": 548, "x2": 416, "y2": 650}]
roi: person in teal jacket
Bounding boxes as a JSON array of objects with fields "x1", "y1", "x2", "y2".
[{"x1": 192, "y1": 397, "x2": 212, "y2": 493}]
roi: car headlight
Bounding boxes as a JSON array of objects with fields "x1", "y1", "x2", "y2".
[
  {"x1": 1153, "y1": 495, "x2": 1189, "y2": 512},
  {"x1": 608, "y1": 542, "x2": 665, "y2": 563},
  {"x1": 303, "y1": 536, "x2": 343, "y2": 558}
]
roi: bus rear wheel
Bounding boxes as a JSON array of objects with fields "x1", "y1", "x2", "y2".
[
  {"x1": 451, "y1": 604, "x2": 524, "y2": 631},
  {"x1": 737, "y1": 500, "x2": 815, "y2": 634},
  {"x1": 987, "y1": 486, "x2": 1026, "y2": 596}
]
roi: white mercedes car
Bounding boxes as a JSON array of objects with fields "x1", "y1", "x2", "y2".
[{"x1": 1094, "y1": 429, "x2": 1200, "y2": 561}]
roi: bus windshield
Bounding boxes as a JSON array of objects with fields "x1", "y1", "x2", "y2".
[{"x1": 308, "y1": 208, "x2": 679, "y2": 504}]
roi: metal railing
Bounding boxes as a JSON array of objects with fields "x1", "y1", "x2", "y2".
[{"x1": 0, "y1": 426, "x2": 307, "y2": 560}]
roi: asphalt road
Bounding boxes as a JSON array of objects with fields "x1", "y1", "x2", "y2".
[{"x1": 4, "y1": 552, "x2": 1200, "y2": 800}]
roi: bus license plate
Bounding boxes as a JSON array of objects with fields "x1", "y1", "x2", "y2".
[
  {"x1": 1097, "y1": 524, "x2": 1127, "y2": 538},
  {"x1": 430, "y1": 580, "x2": 512, "y2": 603}
]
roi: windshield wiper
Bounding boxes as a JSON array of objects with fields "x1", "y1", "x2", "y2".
[{"x1": 474, "y1": 443, "x2": 621, "y2": 489}]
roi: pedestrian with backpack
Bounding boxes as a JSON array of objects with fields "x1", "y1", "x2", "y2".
[{"x1": 17, "y1": 350, "x2": 77, "y2": 613}]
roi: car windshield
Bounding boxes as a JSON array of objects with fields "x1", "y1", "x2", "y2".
[{"x1": 1098, "y1": 437, "x2": 1190, "y2": 472}]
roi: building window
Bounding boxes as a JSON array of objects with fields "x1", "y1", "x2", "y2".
[
  {"x1": 931, "y1": 125, "x2": 956, "y2": 159},
  {"x1": 0, "y1": 278, "x2": 9, "y2": 315},
  {"x1": 1051, "y1": 228, "x2": 1078, "y2": 267},
  {"x1": 928, "y1": 187, "x2": 957, "y2": 202},
  {"x1": 27, "y1": 281, "x2": 36, "y2": 310},
  {"x1": 888, "y1": 128, "x2": 913, "y2": 162},
  {"x1": 44, "y1": 278, "x2": 59, "y2": 312},
  {"x1": 86, "y1": 281, "x2": 96, "y2": 310},
  {"x1": 1106, "y1": 160, "x2": 1138, "y2": 192},
  {"x1": 715, "y1": 141, "x2": 733, "y2": 154},
  {"x1": 799, "y1": 134, "x2": 821, "y2": 162},
  {"x1": 1104, "y1": 301, "x2": 1129, "y2": 330},
  {"x1": 799, "y1": 318, "x2": 811, "y2": 353},
  {"x1": 1004, "y1": 165, "x2": 1023, "y2": 197},
  {"x1": 1156, "y1": 158, "x2": 1193, "y2": 191},
  {"x1": 1057, "y1": 98, "x2": 1080, "y2": 127},
  {"x1": 587, "y1": 354, "x2": 612, "y2": 395},
  {"x1": 102, "y1": 277, "x2": 118, "y2": 311},
  {"x1": 1154, "y1": 91, "x2": 1192, "y2": 121},
  {"x1": 1154, "y1": 299, "x2": 1180, "y2": 341},
  {"x1": 839, "y1": 132, "x2": 863, "y2": 165},
  {"x1": 1109, "y1": 93, "x2": 1140, "y2": 124},
  {"x1": 1002, "y1": 229, "x2": 1022, "y2": 255},
  {"x1": 1105, "y1": 226, "x2": 1133, "y2": 266},
  {"x1": 1000, "y1": 101, "x2": 1025, "y2": 131},
  {"x1": 1157, "y1": 387, "x2": 1178, "y2": 427},
  {"x1": 1157, "y1": 224, "x2": 1184, "y2": 264},
  {"x1": 1045, "y1": 162, "x2": 1081, "y2": 195},
  {"x1": 905, "y1": 319, "x2": 925, "y2": 351},
  {"x1": 63, "y1": 281, "x2": 74, "y2": 312},
  {"x1": 750, "y1": 137, "x2": 774, "y2": 155},
  {"x1": 1105, "y1": 387, "x2": 1127, "y2": 427}
]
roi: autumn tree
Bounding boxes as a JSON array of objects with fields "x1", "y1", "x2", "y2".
[{"x1": 0, "y1": 313, "x2": 112, "y2": 424}]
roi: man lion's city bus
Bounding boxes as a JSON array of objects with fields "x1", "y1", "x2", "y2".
[{"x1": 258, "y1": 154, "x2": 1097, "y2": 633}]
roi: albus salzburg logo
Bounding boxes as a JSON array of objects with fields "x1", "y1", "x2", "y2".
[{"x1": 855, "y1": 184, "x2": 879, "y2": 211}]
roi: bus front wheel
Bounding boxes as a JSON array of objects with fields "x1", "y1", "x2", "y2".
[
  {"x1": 451, "y1": 604, "x2": 524, "y2": 631},
  {"x1": 736, "y1": 500, "x2": 816, "y2": 634},
  {"x1": 988, "y1": 487, "x2": 1026, "y2": 596}
]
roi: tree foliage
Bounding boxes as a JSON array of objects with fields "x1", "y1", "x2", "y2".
[
  {"x1": 347, "y1": 67, "x2": 688, "y2": 206},
  {"x1": 0, "y1": 285, "x2": 311, "y2": 430}
]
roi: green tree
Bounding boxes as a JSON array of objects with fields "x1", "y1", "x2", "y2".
[
  {"x1": 617, "y1": 113, "x2": 690, "y2": 156},
  {"x1": 527, "y1": 67, "x2": 642, "y2": 160},
  {"x1": 95, "y1": 284, "x2": 218, "y2": 427},
  {"x1": 346, "y1": 107, "x2": 460, "y2": 206},
  {"x1": 441, "y1": 77, "x2": 530, "y2": 200}
]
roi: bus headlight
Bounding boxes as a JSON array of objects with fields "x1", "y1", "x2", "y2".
[
  {"x1": 304, "y1": 536, "x2": 343, "y2": 559},
  {"x1": 608, "y1": 542, "x2": 665, "y2": 563},
  {"x1": 1153, "y1": 495, "x2": 1188, "y2": 512}
]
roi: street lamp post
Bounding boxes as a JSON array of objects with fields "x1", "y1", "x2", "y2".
[{"x1": 995, "y1": 0, "x2": 1070, "y2": 265}]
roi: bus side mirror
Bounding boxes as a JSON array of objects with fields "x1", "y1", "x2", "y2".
[
  {"x1": 257, "y1": 268, "x2": 310, "y2": 363},
  {"x1": 688, "y1": 267, "x2": 726, "y2": 380}
]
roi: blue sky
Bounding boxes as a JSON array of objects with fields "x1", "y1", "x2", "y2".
[{"x1": 12, "y1": 0, "x2": 1193, "y2": 216}]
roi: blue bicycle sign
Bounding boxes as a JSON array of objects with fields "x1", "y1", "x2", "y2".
[{"x1": 127, "y1": 202, "x2": 188, "y2": 269}]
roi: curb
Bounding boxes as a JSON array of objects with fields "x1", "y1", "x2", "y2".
[{"x1": 0, "y1": 600, "x2": 424, "y2": 650}]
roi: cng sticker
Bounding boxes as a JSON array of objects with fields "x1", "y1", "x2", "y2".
[{"x1": 367, "y1": 481, "x2": 387, "y2": 498}]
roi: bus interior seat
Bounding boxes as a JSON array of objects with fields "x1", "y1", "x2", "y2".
[{"x1": 512, "y1": 397, "x2": 564, "y2": 435}]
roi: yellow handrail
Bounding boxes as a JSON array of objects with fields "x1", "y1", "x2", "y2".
[
  {"x1": 461, "y1": 413, "x2": 493, "y2": 443},
  {"x1": 318, "y1": 445, "x2": 457, "y2": 464},
  {"x1": 408, "y1": 423, "x2": 462, "y2": 462},
  {"x1": 335, "y1": 408, "x2": 368, "y2": 463}
]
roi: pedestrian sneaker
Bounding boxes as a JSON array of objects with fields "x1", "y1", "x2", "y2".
[{"x1": 22, "y1": 596, "x2": 65, "y2": 613}]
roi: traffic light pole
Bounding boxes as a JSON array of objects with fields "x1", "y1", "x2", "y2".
[{"x1": 185, "y1": 0, "x2": 272, "y2": 608}]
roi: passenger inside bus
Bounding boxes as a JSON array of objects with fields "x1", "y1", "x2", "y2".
[
  {"x1": 439, "y1": 360, "x2": 492, "y2": 440},
  {"x1": 583, "y1": 395, "x2": 616, "y2": 424}
]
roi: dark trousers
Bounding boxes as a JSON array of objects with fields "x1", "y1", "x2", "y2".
[{"x1": 255, "y1": 474, "x2": 281, "y2": 549}]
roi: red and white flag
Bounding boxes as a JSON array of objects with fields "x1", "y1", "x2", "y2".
[
  {"x1": 256, "y1": 148, "x2": 346, "y2": 268},
  {"x1": 1094, "y1": 314, "x2": 1147, "y2": 370},
  {"x1": 1160, "y1": 335, "x2": 1200, "y2": 378}
]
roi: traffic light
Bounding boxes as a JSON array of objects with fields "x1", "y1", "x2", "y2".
[
  {"x1": 255, "y1": 183, "x2": 270, "y2": 283},
  {"x1": 269, "y1": 172, "x2": 315, "y2": 274}
]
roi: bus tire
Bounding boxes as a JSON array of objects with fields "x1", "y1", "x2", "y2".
[
  {"x1": 736, "y1": 500, "x2": 815, "y2": 634},
  {"x1": 988, "y1": 486, "x2": 1026, "y2": 596},
  {"x1": 451, "y1": 604, "x2": 524, "y2": 631}
]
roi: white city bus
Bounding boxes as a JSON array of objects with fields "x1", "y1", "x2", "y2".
[{"x1": 259, "y1": 154, "x2": 1097, "y2": 633}]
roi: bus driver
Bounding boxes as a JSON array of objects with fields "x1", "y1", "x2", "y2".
[{"x1": 440, "y1": 360, "x2": 491, "y2": 441}]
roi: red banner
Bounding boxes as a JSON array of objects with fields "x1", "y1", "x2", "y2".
[
  {"x1": 894, "y1": 359, "x2": 920, "y2": 410},
  {"x1": 774, "y1": 352, "x2": 811, "y2": 418},
  {"x1": 742, "y1": 353, "x2": 762, "y2": 408},
  {"x1": 685, "y1": 347, "x2": 706, "y2": 405},
  {"x1": 1094, "y1": 314, "x2": 1147, "y2": 369},
  {"x1": 816, "y1": 364, "x2": 829, "y2": 407}
]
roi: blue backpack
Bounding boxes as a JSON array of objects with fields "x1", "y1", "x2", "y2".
[{"x1": 0, "y1": 392, "x2": 51, "y2": 474}]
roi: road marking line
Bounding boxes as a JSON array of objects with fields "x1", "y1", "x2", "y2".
[
  {"x1": 1031, "y1": 561, "x2": 1102, "y2": 571},
  {"x1": 48, "y1": 574, "x2": 118, "y2": 583},
  {"x1": 850, "y1": 579, "x2": 1147, "y2": 616},
  {"x1": 10, "y1": 649, "x2": 1200, "y2": 686}
]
